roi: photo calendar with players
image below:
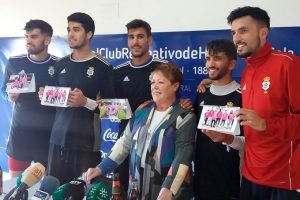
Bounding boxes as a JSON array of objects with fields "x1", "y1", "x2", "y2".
[{"x1": 198, "y1": 105, "x2": 240, "y2": 135}]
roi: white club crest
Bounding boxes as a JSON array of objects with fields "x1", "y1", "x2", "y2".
[
  {"x1": 87, "y1": 66, "x2": 95, "y2": 78},
  {"x1": 48, "y1": 66, "x2": 55, "y2": 77},
  {"x1": 262, "y1": 77, "x2": 271, "y2": 93}
]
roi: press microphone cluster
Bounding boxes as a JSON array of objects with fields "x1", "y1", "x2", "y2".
[
  {"x1": 31, "y1": 176, "x2": 60, "y2": 200},
  {"x1": 4, "y1": 162, "x2": 45, "y2": 200}
]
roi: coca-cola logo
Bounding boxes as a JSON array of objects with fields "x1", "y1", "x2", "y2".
[{"x1": 103, "y1": 128, "x2": 119, "y2": 142}]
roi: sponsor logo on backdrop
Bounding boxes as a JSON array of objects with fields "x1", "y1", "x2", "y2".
[{"x1": 103, "y1": 128, "x2": 119, "y2": 142}]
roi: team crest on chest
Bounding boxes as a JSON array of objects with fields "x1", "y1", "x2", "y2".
[
  {"x1": 48, "y1": 66, "x2": 55, "y2": 77},
  {"x1": 226, "y1": 102, "x2": 234, "y2": 107},
  {"x1": 87, "y1": 66, "x2": 95, "y2": 78},
  {"x1": 262, "y1": 76, "x2": 271, "y2": 94}
]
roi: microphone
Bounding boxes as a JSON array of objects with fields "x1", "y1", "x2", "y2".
[
  {"x1": 4, "y1": 162, "x2": 45, "y2": 200},
  {"x1": 64, "y1": 179, "x2": 86, "y2": 200},
  {"x1": 51, "y1": 183, "x2": 70, "y2": 200},
  {"x1": 3, "y1": 189, "x2": 28, "y2": 200},
  {"x1": 86, "y1": 182, "x2": 111, "y2": 200},
  {"x1": 3, "y1": 172, "x2": 25, "y2": 200},
  {"x1": 52, "y1": 179, "x2": 86, "y2": 200},
  {"x1": 31, "y1": 176, "x2": 60, "y2": 200}
]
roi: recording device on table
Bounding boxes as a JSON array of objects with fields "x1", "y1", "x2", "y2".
[
  {"x1": 4, "y1": 162, "x2": 45, "y2": 200},
  {"x1": 52, "y1": 179, "x2": 86, "y2": 200},
  {"x1": 31, "y1": 176, "x2": 60, "y2": 200}
]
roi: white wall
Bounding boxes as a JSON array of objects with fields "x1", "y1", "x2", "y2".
[{"x1": 0, "y1": 0, "x2": 299, "y2": 37}]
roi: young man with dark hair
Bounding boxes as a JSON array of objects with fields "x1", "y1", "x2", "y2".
[
  {"x1": 42, "y1": 12, "x2": 115, "y2": 184},
  {"x1": 67, "y1": 12, "x2": 95, "y2": 39},
  {"x1": 25, "y1": 20, "x2": 54, "y2": 37},
  {"x1": 125, "y1": 19, "x2": 152, "y2": 37},
  {"x1": 114, "y1": 19, "x2": 168, "y2": 114},
  {"x1": 1, "y1": 19, "x2": 58, "y2": 178},
  {"x1": 228, "y1": 6, "x2": 300, "y2": 199},
  {"x1": 194, "y1": 39, "x2": 244, "y2": 200},
  {"x1": 113, "y1": 18, "x2": 168, "y2": 190}
]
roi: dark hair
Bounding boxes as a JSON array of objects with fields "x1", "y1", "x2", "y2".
[
  {"x1": 152, "y1": 63, "x2": 183, "y2": 89},
  {"x1": 227, "y1": 6, "x2": 270, "y2": 29},
  {"x1": 67, "y1": 12, "x2": 95, "y2": 38},
  {"x1": 126, "y1": 19, "x2": 151, "y2": 37},
  {"x1": 206, "y1": 39, "x2": 237, "y2": 60},
  {"x1": 24, "y1": 19, "x2": 53, "y2": 37}
]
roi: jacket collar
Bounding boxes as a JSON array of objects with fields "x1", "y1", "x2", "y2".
[{"x1": 246, "y1": 42, "x2": 272, "y2": 65}]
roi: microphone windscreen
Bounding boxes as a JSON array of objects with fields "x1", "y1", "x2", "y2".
[
  {"x1": 52, "y1": 183, "x2": 69, "y2": 200},
  {"x1": 21, "y1": 162, "x2": 45, "y2": 187},
  {"x1": 39, "y1": 176, "x2": 60, "y2": 195},
  {"x1": 86, "y1": 182, "x2": 111, "y2": 200},
  {"x1": 64, "y1": 179, "x2": 86, "y2": 200}
]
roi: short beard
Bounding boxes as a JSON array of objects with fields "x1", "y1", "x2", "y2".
[
  {"x1": 208, "y1": 68, "x2": 227, "y2": 80},
  {"x1": 209, "y1": 74, "x2": 223, "y2": 80},
  {"x1": 238, "y1": 51, "x2": 252, "y2": 58},
  {"x1": 238, "y1": 35, "x2": 261, "y2": 58},
  {"x1": 70, "y1": 44, "x2": 84, "y2": 49},
  {"x1": 27, "y1": 46, "x2": 45, "y2": 55},
  {"x1": 69, "y1": 40, "x2": 86, "y2": 50},
  {"x1": 131, "y1": 51, "x2": 147, "y2": 58}
]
